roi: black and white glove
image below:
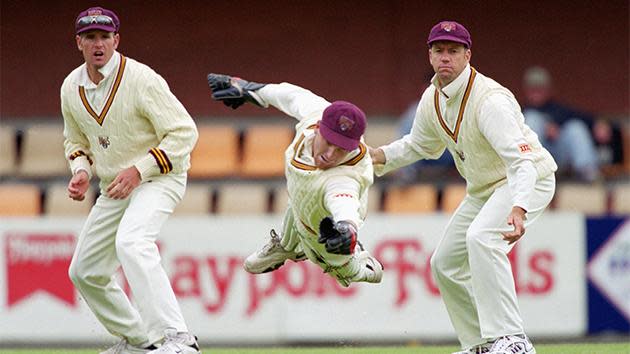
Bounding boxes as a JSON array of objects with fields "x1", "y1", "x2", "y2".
[
  {"x1": 318, "y1": 217, "x2": 357, "y2": 255},
  {"x1": 206, "y1": 73, "x2": 267, "y2": 109}
]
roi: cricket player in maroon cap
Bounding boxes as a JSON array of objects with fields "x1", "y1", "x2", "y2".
[
  {"x1": 370, "y1": 21, "x2": 557, "y2": 354},
  {"x1": 207, "y1": 73, "x2": 383, "y2": 287},
  {"x1": 62, "y1": 6, "x2": 201, "y2": 354}
]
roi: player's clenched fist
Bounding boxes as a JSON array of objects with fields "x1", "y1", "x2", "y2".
[
  {"x1": 68, "y1": 169, "x2": 90, "y2": 201},
  {"x1": 318, "y1": 217, "x2": 358, "y2": 255}
]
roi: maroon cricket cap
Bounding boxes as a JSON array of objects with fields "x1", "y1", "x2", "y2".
[
  {"x1": 427, "y1": 21, "x2": 472, "y2": 48},
  {"x1": 75, "y1": 7, "x2": 120, "y2": 35},
  {"x1": 319, "y1": 101, "x2": 367, "y2": 151}
]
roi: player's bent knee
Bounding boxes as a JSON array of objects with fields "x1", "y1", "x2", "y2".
[
  {"x1": 430, "y1": 246, "x2": 471, "y2": 280},
  {"x1": 68, "y1": 261, "x2": 81, "y2": 285},
  {"x1": 429, "y1": 250, "x2": 448, "y2": 277},
  {"x1": 68, "y1": 256, "x2": 91, "y2": 285},
  {"x1": 68, "y1": 260, "x2": 110, "y2": 287}
]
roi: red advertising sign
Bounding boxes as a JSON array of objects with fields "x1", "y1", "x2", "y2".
[{"x1": 5, "y1": 233, "x2": 76, "y2": 307}]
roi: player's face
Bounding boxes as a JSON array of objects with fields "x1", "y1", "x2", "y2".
[
  {"x1": 429, "y1": 41, "x2": 471, "y2": 87},
  {"x1": 76, "y1": 30, "x2": 119, "y2": 69},
  {"x1": 312, "y1": 130, "x2": 351, "y2": 170}
]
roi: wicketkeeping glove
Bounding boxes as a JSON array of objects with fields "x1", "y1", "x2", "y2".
[
  {"x1": 207, "y1": 73, "x2": 267, "y2": 109},
  {"x1": 318, "y1": 217, "x2": 357, "y2": 255}
]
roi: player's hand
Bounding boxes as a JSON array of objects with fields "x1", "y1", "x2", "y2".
[
  {"x1": 368, "y1": 146, "x2": 386, "y2": 165},
  {"x1": 106, "y1": 166, "x2": 141, "y2": 200},
  {"x1": 502, "y1": 206, "x2": 527, "y2": 245},
  {"x1": 207, "y1": 73, "x2": 267, "y2": 109},
  {"x1": 68, "y1": 170, "x2": 90, "y2": 201},
  {"x1": 318, "y1": 217, "x2": 357, "y2": 255}
]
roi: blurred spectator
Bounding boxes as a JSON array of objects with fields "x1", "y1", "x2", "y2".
[
  {"x1": 522, "y1": 66, "x2": 601, "y2": 182},
  {"x1": 592, "y1": 117, "x2": 625, "y2": 173}
]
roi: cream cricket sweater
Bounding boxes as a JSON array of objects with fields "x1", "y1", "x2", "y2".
[
  {"x1": 257, "y1": 83, "x2": 374, "y2": 236},
  {"x1": 61, "y1": 52, "x2": 198, "y2": 190},
  {"x1": 377, "y1": 65, "x2": 557, "y2": 210}
]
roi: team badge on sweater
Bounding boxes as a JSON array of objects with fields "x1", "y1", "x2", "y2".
[{"x1": 98, "y1": 136, "x2": 110, "y2": 149}]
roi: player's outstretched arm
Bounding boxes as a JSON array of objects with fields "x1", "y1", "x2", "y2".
[{"x1": 207, "y1": 73, "x2": 268, "y2": 109}]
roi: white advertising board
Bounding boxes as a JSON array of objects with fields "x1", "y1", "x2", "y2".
[{"x1": 0, "y1": 213, "x2": 585, "y2": 344}]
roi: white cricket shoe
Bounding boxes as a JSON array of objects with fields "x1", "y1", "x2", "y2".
[
  {"x1": 488, "y1": 334, "x2": 536, "y2": 354},
  {"x1": 351, "y1": 251, "x2": 384, "y2": 284},
  {"x1": 148, "y1": 328, "x2": 201, "y2": 354},
  {"x1": 100, "y1": 339, "x2": 153, "y2": 354},
  {"x1": 452, "y1": 342, "x2": 492, "y2": 354},
  {"x1": 243, "y1": 229, "x2": 306, "y2": 274}
]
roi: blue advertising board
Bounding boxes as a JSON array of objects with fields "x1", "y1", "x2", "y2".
[{"x1": 587, "y1": 217, "x2": 630, "y2": 333}]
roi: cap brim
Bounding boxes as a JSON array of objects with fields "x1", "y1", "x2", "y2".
[
  {"x1": 428, "y1": 35, "x2": 469, "y2": 47},
  {"x1": 319, "y1": 123, "x2": 359, "y2": 151},
  {"x1": 77, "y1": 24, "x2": 116, "y2": 34}
]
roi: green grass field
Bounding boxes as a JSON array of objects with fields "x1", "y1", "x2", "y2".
[{"x1": 1, "y1": 343, "x2": 629, "y2": 354}]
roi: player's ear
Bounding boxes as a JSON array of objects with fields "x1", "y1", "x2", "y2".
[
  {"x1": 428, "y1": 47, "x2": 435, "y2": 66},
  {"x1": 76, "y1": 35, "x2": 82, "y2": 51},
  {"x1": 113, "y1": 33, "x2": 120, "y2": 49}
]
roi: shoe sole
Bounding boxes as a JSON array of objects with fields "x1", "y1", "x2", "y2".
[
  {"x1": 261, "y1": 261, "x2": 285, "y2": 273},
  {"x1": 243, "y1": 260, "x2": 286, "y2": 274},
  {"x1": 243, "y1": 253, "x2": 307, "y2": 274}
]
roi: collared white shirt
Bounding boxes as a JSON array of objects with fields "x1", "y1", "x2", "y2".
[{"x1": 73, "y1": 51, "x2": 121, "y2": 113}]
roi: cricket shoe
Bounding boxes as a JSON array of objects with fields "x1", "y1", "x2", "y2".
[
  {"x1": 351, "y1": 250, "x2": 384, "y2": 284},
  {"x1": 100, "y1": 339, "x2": 157, "y2": 354},
  {"x1": 148, "y1": 328, "x2": 201, "y2": 354},
  {"x1": 488, "y1": 334, "x2": 536, "y2": 354},
  {"x1": 243, "y1": 229, "x2": 306, "y2": 274},
  {"x1": 451, "y1": 342, "x2": 492, "y2": 354}
]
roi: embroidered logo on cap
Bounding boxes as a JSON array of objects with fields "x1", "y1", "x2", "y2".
[
  {"x1": 87, "y1": 8, "x2": 103, "y2": 16},
  {"x1": 441, "y1": 22, "x2": 457, "y2": 32},
  {"x1": 338, "y1": 115, "x2": 355, "y2": 132}
]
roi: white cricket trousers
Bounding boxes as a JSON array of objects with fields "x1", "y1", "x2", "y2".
[
  {"x1": 68, "y1": 174, "x2": 188, "y2": 347},
  {"x1": 430, "y1": 174, "x2": 555, "y2": 349}
]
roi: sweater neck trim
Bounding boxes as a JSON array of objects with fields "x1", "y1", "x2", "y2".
[
  {"x1": 433, "y1": 67, "x2": 477, "y2": 143},
  {"x1": 78, "y1": 55, "x2": 127, "y2": 126}
]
